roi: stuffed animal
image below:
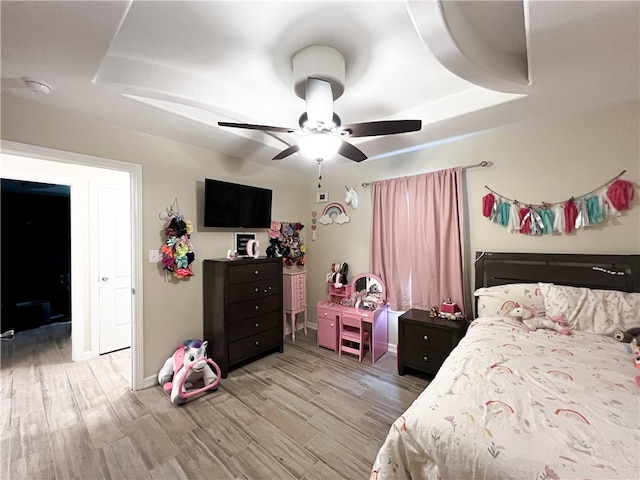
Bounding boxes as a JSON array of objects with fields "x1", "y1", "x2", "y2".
[
  {"x1": 630, "y1": 338, "x2": 640, "y2": 387},
  {"x1": 158, "y1": 339, "x2": 220, "y2": 405},
  {"x1": 614, "y1": 327, "x2": 640, "y2": 343},
  {"x1": 508, "y1": 306, "x2": 571, "y2": 335}
]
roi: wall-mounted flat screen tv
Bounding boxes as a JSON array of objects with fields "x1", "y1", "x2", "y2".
[{"x1": 204, "y1": 178, "x2": 272, "y2": 228}]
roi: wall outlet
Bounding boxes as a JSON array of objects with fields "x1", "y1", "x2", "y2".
[{"x1": 149, "y1": 250, "x2": 161, "y2": 263}]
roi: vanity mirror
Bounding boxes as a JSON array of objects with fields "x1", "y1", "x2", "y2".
[{"x1": 352, "y1": 273, "x2": 386, "y2": 309}]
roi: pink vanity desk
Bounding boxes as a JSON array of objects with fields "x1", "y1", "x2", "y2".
[{"x1": 316, "y1": 273, "x2": 388, "y2": 363}]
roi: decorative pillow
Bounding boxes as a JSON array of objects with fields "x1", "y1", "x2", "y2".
[
  {"x1": 539, "y1": 282, "x2": 640, "y2": 335},
  {"x1": 474, "y1": 283, "x2": 545, "y2": 317}
]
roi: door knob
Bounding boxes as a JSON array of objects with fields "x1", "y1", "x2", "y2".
[{"x1": 101, "y1": 276, "x2": 109, "y2": 282}]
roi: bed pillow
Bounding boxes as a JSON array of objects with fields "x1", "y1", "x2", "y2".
[
  {"x1": 539, "y1": 282, "x2": 640, "y2": 335},
  {"x1": 474, "y1": 283, "x2": 545, "y2": 317}
]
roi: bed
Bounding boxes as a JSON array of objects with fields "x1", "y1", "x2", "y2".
[{"x1": 371, "y1": 252, "x2": 640, "y2": 480}]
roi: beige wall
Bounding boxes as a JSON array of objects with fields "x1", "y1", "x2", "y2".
[
  {"x1": 1, "y1": 95, "x2": 310, "y2": 378},
  {"x1": 2, "y1": 94, "x2": 638, "y2": 376},
  {"x1": 306, "y1": 101, "x2": 639, "y2": 345}
]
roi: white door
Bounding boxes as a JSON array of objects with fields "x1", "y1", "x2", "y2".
[{"x1": 97, "y1": 185, "x2": 131, "y2": 354}]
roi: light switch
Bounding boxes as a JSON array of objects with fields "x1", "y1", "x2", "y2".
[{"x1": 149, "y1": 250, "x2": 161, "y2": 263}]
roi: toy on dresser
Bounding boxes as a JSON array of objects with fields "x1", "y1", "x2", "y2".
[{"x1": 428, "y1": 299, "x2": 464, "y2": 320}]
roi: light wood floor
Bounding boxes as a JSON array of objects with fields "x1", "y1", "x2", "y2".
[{"x1": 1, "y1": 322, "x2": 429, "y2": 480}]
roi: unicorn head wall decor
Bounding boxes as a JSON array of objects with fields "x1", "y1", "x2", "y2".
[{"x1": 345, "y1": 185, "x2": 359, "y2": 209}]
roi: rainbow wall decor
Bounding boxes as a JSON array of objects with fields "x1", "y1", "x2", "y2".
[{"x1": 318, "y1": 202, "x2": 350, "y2": 225}]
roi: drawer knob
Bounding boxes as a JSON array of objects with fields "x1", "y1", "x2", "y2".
[
  {"x1": 323, "y1": 312, "x2": 327, "y2": 317},
  {"x1": 423, "y1": 335, "x2": 429, "y2": 341},
  {"x1": 263, "y1": 289, "x2": 268, "y2": 293},
  {"x1": 255, "y1": 341, "x2": 260, "y2": 346},
  {"x1": 423, "y1": 356, "x2": 429, "y2": 362},
  {"x1": 331, "y1": 323, "x2": 334, "y2": 328},
  {"x1": 254, "y1": 287, "x2": 259, "y2": 292},
  {"x1": 255, "y1": 305, "x2": 260, "y2": 310},
  {"x1": 254, "y1": 270, "x2": 259, "y2": 275},
  {"x1": 268, "y1": 286, "x2": 272, "y2": 290},
  {"x1": 255, "y1": 323, "x2": 259, "y2": 328}
]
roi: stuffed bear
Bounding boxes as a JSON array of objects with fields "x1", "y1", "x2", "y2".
[
  {"x1": 508, "y1": 306, "x2": 571, "y2": 335},
  {"x1": 614, "y1": 327, "x2": 640, "y2": 343}
]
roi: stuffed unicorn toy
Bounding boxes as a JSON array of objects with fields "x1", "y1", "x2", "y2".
[
  {"x1": 508, "y1": 305, "x2": 571, "y2": 335},
  {"x1": 630, "y1": 338, "x2": 640, "y2": 387},
  {"x1": 158, "y1": 339, "x2": 220, "y2": 405}
]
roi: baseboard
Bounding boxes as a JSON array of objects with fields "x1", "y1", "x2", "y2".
[{"x1": 142, "y1": 375, "x2": 158, "y2": 389}]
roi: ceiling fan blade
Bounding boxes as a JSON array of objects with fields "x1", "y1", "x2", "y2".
[
  {"x1": 218, "y1": 122, "x2": 296, "y2": 134},
  {"x1": 305, "y1": 77, "x2": 333, "y2": 126},
  {"x1": 340, "y1": 119, "x2": 422, "y2": 137},
  {"x1": 338, "y1": 140, "x2": 367, "y2": 163},
  {"x1": 272, "y1": 144, "x2": 300, "y2": 160}
]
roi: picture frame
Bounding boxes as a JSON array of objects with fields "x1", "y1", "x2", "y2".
[
  {"x1": 317, "y1": 191, "x2": 328, "y2": 203},
  {"x1": 234, "y1": 232, "x2": 256, "y2": 257}
]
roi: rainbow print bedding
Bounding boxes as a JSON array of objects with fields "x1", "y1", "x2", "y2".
[{"x1": 371, "y1": 316, "x2": 640, "y2": 479}]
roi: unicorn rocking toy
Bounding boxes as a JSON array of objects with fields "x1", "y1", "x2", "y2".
[{"x1": 158, "y1": 339, "x2": 221, "y2": 405}]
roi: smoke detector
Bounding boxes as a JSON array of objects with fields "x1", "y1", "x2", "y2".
[{"x1": 22, "y1": 77, "x2": 53, "y2": 94}]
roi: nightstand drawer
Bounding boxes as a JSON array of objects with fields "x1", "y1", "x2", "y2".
[
  {"x1": 403, "y1": 323, "x2": 454, "y2": 351},
  {"x1": 398, "y1": 308, "x2": 466, "y2": 376},
  {"x1": 402, "y1": 343, "x2": 451, "y2": 374}
]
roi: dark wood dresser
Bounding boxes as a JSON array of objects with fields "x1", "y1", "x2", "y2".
[
  {"x1": 398, "y1": 308, "x2": 466, "y2": 376},
  {"x1": 203, "y1": 257, "x2": 283, "y2": 378}
]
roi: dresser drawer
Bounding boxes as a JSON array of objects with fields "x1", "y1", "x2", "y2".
[
  {"x1": 403, "y1": 323, "x2": 454, "y2": 352},
  {"x1": 317, "y1": 305, "x2": 341, "y2": 319},
  {"x1": 228, "y1": 278, "x2": 281, "y2": 303},
  {"x1": 402, "y1": 343, "x2": 451, "y2": 375},
  {"x1": 229, "y1": 294, "x2": 280, "y2": 321},
  {"x1": 228, "y1": 311, "x2": 280, "y2": 342},
  {"x1": 229, "y1": 262, "x2": 280, "y2": 284},
  {"x1": 229, "y1": 327, "x2": 281, "y2": 364}
]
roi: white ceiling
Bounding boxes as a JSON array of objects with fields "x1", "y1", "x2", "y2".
[{"x1": 2, "y1": 1, "x2": 638, "y2": 173}]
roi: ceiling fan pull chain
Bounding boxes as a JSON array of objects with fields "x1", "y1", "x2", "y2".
[{"x1": 317, "y1": 158, "x2": 323, "y2": 188}]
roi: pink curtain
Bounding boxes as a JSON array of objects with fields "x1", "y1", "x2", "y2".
[{"x1": 370, "y1": 168, "x2": 466, "y2": 313}]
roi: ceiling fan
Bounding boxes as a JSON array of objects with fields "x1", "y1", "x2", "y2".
[{"x1": 218, "y1": 77, "x2": 422, "y2": 163}]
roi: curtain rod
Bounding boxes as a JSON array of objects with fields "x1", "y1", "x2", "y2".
[{"x1": 361, "y1": 161, "x2": 492, "y2": 187}]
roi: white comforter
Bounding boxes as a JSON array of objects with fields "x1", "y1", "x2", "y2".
[{"x1": 371, "y1": 317, "x2": 640, "y2": 480}]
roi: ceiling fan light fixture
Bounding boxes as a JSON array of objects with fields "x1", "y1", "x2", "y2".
[{"x1": 298, "y1": 133, "x2": 341, "y2": 160}]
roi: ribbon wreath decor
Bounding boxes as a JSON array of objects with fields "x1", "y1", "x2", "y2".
[{"x1": 160, "y1": 199, "x2": 195, "y2": 279}]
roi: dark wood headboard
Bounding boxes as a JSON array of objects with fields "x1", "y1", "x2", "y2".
[{"x1": 475, "y1": 252, "x2": 640, "y2": 293}]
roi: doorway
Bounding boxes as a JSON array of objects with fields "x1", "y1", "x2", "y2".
[
  {"x1": 1, "y1": 179, "x2": 71, "y2": 334},
  {"x1": 0, "y1": 140, "x2": 143, "y2": 390}
]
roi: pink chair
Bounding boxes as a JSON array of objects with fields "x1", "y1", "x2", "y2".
[{"x1": 338, "y1": 314, "x2": 370, "y2": 362}]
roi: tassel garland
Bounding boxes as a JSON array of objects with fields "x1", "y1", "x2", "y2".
[{"x1": 481, "y1": 172, "x2": 636, "y2": 235}]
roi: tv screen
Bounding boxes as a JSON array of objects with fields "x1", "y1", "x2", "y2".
[{"x1": 204, "y1": 178, "x2": 272, "y2": 228}]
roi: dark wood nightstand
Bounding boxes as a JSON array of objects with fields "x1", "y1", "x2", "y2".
[{"x1": 398, "y1": 308, "x2": 467, "y2": 376}]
